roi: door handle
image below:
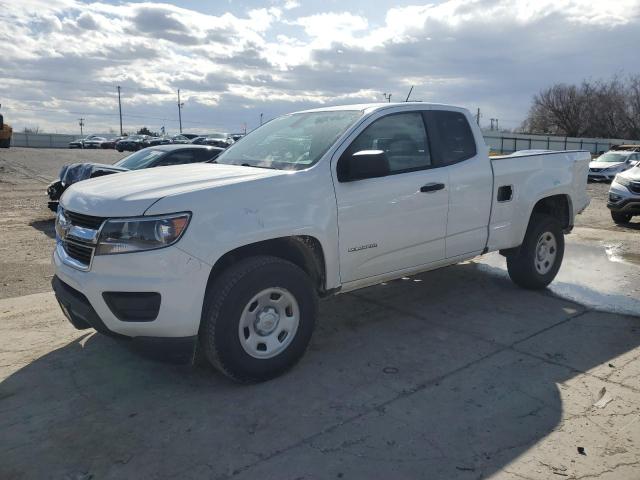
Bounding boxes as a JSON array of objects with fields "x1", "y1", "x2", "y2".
[{"x1": 420, "y1": 183, "x2": 445, "y2": 193}]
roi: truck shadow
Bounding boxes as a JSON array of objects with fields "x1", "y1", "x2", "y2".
[
  {"x1": 29, "y1": 218, "x2": 56, "y2": 239},
  {"x1": 1, "y1": 262, "x2": 639, "y2": 479}
]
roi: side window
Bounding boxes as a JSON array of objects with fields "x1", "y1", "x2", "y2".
[
  {"x1": 195, "y1": 149, "x2": 220, "y2": 162},
  {"x1": 154, "y1": 150, "x2": 197, "y2": 167},
  {"x1": 341, "y1": 112, "x2": 431, "y2": 176},
  {"x1": 425, "y1": 110, "x2": 476, "y2": 165}
]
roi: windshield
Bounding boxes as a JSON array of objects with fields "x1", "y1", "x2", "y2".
[
  {"x1": 115, "y1": 149, "x2": 164, "y2": 170},
  {"x1": 215, "y1": 110, "x2": 362, "y2": 170},
  {"x1": 596, "y1": 152, "x2": 629, "y2": 163},
  {"x1": 207, "y1": 133, "x2": 227, "y2": 139}
]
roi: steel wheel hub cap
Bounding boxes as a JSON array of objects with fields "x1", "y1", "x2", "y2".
[
  {"x1": 534, "y1": 231, "x2": 557, "y2": 275},
  {"x1": 255, "y1": 307, "x2": 280, "y2": 335},
  {"x1": 238, "y1": 287, "x2": 300, "y2": 359}
]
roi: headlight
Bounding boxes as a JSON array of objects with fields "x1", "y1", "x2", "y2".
[
  {"x1": 95, "y1": 213, "x2": 191, "y2": 255},
  {"x1": 614, "y1": 175, "x2": 631, "y2": 187}
]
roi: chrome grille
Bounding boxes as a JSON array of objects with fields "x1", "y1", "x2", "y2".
[
  {"x1": 64, "y1": 240, "x2": 94, "y2": 265},
  {"x1": 57, "y1": 208, "x2": 104, "y2": 270},
  {"x1": 65, "y1": 210, "x2": 105, "y2": 229}
]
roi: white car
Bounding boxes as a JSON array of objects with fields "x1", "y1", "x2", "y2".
[
  {"x1": 608, "y1": 163, "x2": 640, "y2": 224},
  {"x1": 588, "y1": 151, "x2": 640, "y2": 181},
  {"x1": 51, "y1": 102, "x2": 590, "y2": 382}
]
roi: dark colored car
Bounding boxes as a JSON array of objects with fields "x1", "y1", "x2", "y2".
[
  {"x1": 115, "y1": 135, "x2": 151, "y2": 152},
  {"x1": 180, "y1": 133, "x2": 200, "y2": 140},
  {"x1": 100, "y1": 136, "x2": 125, "y2": 149},
  {"x1": 146, "y1": 136, "x2": 172, "y2": 147},
  {"x1": 46, "y1": 145, "x2": 225, "y2": 211}
]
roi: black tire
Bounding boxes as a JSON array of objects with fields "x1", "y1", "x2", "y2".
[
  {"x1": 116, "y1": 148, "x2": 123, "y2": 152},
  {"x1": 611, "y1": 211, "x2": 632, "y2": 224},
  {"x1": 200, "y1": 256, "x2": 318, "y2": 383},
  {"x1": 507, "y1": 214, "x2": 564, "y2": 290}
]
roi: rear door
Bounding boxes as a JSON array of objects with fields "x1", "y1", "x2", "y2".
[
  {"x1": 332, "y1": 110, "x2": 449, "y2": 283},
  {"x1": 424, "y1": 110, "x2": 493, "y2": 258}
]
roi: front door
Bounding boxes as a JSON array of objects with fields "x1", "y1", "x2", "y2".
[{"x1": 332, "y1": 111, "x2": 449, "y2": 283}]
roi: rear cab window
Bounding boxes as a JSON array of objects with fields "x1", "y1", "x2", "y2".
[{"x1": 423, "y1": 110, "x2": 477, "y2": 165}]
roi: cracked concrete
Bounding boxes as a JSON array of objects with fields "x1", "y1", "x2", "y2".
[{"x1": 1, "y1": 148, "x2": 639, "y2": 479}]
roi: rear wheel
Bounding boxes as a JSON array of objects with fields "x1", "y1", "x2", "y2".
[
  {"x1": 507, "y1": 214, "x2": 564, "y2": 290},
  {"x1": 199, "y1": 256, "x2": 318, "y2": 383},
  {"x1": 611, "y1": 211, "x2": 632, "y2": 224}
]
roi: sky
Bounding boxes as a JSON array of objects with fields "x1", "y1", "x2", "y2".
[{"x1": 0, "y1": 0, "x2": 638, "y2": 135}]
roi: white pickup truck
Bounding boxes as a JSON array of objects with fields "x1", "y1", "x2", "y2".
[{"x1": 52, "y1": 103, "x2": 590, "y2": 382}]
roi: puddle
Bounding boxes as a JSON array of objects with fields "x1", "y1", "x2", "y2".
[
  {"x1": 604, "y1": 243, "x2": 640, "y2": 266},
  {"x1": 476, "y1": 241, "x2": 640, "y2": 317}
]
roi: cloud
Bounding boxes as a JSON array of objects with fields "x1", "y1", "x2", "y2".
[{"x1": 0, "y1": 0, "x2": 639, "y2": 134}]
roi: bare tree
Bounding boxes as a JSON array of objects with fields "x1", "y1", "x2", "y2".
[{"x1": 523, "y1": 76, "x2": 640, "y2": 139}]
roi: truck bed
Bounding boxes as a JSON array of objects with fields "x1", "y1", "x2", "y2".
[{"x1": 486, "y1": 150, "x2": 591, "y2": 252}]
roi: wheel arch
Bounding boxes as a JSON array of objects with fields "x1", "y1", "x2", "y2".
[
  {"x1": 529, "y1": 194, "x2": 573, "y2": 232},
  {"x1": 204, "y1": 235, "x2": 329, "y2": 298},
  {"x1": 500, "y1": 193, "x2": 572, "y2": 258}
]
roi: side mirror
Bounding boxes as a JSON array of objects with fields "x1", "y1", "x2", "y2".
[{"x1": 338, "y1": 150, "x2": 390, "y2": 182}]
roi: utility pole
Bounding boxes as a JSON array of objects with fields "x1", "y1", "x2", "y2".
[
  {"x1": 260, "y1": 113, "x2": 263, "y2": 126},
  {"x1": 79, "y1": 118, "x2": 85, "y2": 136},
  {"x1": 117, "y1": 86, "x2": 123, "y2": 136},
  {"x1": 495, "y1": 118, "x2": 499, "y2": 131},
  {"x1": 177, "y1": 89, "x2": 184, "y2": 133},
  {"x1": 476, "y1": 108, "x2": 481, "y2": 126},
  {"x1": 490, "y1": 118, "x2": 495, "y2": 131},
  {"x1": 242, "y1": 122, "x2": 247, "y2": 135}
]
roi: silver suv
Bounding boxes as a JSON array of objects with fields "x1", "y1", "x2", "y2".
[{"x1": 608, "y1": 164, "x2": 640, "y2": 224}]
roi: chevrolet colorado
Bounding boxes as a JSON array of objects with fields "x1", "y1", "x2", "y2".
[{"x1": 52, "y1": 103, "x2": 590, "y2": 382}]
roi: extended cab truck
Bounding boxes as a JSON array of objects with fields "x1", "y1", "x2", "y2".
[{"x1": 51, "y1": 103, "x2": 591, "y2": 382}]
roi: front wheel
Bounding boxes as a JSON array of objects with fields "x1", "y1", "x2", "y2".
[
  {"x1": 200, "y1": 256, "x2": 318, "y2": 382},
  {"x1": 507, "y1": 214, "x2": 564, "y2": 290},
  {"x1": 611, "y1": 211, "x2": 632, "y2": 224}
]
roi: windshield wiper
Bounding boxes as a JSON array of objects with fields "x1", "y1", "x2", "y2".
[{"x1": 240, "y1": 163, "x2": 276, "y2": 170}]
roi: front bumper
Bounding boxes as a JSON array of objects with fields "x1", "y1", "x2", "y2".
[
  {"x1": 52, "y1": 276, "x2": 197, "y2": 362},
  {"x1": 53, "y1": 243, "x2": 211, "y2": 338},
  {"x1": 607, "y1": 181, "x2": 640, "y2": 213},
  {"x1": 588, "y1": 172, "x2": 615, "y2": 181}
]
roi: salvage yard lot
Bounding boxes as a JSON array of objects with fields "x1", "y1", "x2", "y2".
[{"x1": 1, "y1": 148, "x2": 639, "y2": 479}]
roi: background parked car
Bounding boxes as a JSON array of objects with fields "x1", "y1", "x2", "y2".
[
  {"x1": 116, "y1": 135, "x2": 151, "y2": 152},
  {"x1": 608, "y1": 163, "x2": 640, "y2": 224},
  {"x1": 201, "y1": 132, "x2": 235, "y2": 148},
  {"x1": 588, "y1": 151, "x2": 640, "y2": 182},
  {"x1": 180, "y1": 133, "x2": 201, "y2": 140},
  {"x1": 82, "y1": 137, "x2": 108, "y2": 149},
  {"x1": 100, "y1": 136, "x2": 125, "y2": 149},
  {"x1": 171, "y1": 134, "x2": 191, "y2": 144},
  {"x1": 46, "y1": 144, "x2": 225, "y2": 211},
  {"x1": 68, "y1": 135, "x2": 102, "y2": 149}
]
